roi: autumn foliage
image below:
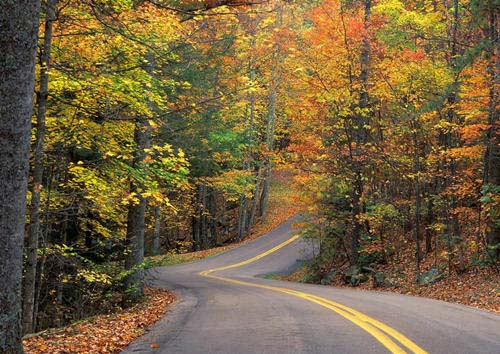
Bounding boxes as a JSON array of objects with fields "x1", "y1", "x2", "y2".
[
  {"x1": 23, "y1": 288, "x2": 174, "y2": 353},
  {"x1": 11, "y1": 0, "x2": 500, "y2": 349}
]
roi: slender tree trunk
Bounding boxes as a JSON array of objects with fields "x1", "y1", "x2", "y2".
[
  {"x1": 0, "y1": 1, "x2": 40, "y2": 351},
  {"x1": 208, "y1": 188, "x2": 218, "y2": 245},
  {"x1": 448, "y1": 0, "x2": 464, "y2": 263},
  {"x1": 152, "y1": 206, "x2": 161, "y2": 255},
  {"x1": 192, "y1": 183, "x2": 203, "y2": 251},
  {"x1": 238, "y1": 197, "x2": 248, "y2": 240},
  {"x1": 248, "y1": 165, "x2": 263, "y2": 234},
  {"x1": 349, "y1": 0, "x2": 372, "y2": 265},
  {"x1": 259, "y1": 160, "x2": 273, "y2": 220},
  {"x1": 33, "y1": 165, "x2": 54, "y2": 331},
  {"x1": 485, "y1": 5, "x2": 500, "y2": 261},
  {"x1": 124, "y1": 53, "x2": 155, "y2": 301},
  {"x1": 425, "y1": 179, "x2": 436, "y2": 254},
  {"x1": 23, "y1": 0, "x2": 57, "y2": 335},
  {"x1": 412, "y1": 122, "x2": 422, "y2": 280},
  {"x1": 200, "y1": 184, "x2": 209, "y2": 250},
  {"x1": 259, "y1": 5, "x2": 284, "y2": 221},
  {"x1": 238, "y1": 45, "x2": 256, "y2": 239}
]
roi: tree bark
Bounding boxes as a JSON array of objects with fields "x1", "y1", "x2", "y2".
[
  {"x1": 23, "y1": 0, "x2": 57, "y2": 335},
  {"x1": 124, "y1": 119, "x2": 151, "y2": 302},
  {"x1": 124, "y1": 52, "x2": 155, "y2": 302},
  {"x1": 412, "y1": 121, "x2": 422, "y2": 279},
  {"x1": 485, "y1": 5, "x2": 500, "y2": 261},
  {"x1": 192, "y1": 183, "x2": 203, "y2": 251},
  {"x1": 0, "y1": 0, "x2": 40, "y2": 352},
  {"x1": 248, "y1": 165, "x2": 263, "y2": 234},
  {"x1": 238, "y1": 196, "x2": 248, "y2": 240},
  {"x1": 259, "y1": 6, "x2": 284, "y2": 221},
  {"x1": 349, "y1": 0, "x2": 372, "y2": 264},
  {"x1": 152, "y1": 206, "x2": 161, "y2": 255}
]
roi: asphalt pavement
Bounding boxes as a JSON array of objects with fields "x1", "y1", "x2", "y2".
[{"x1": 123, "y1": 216, "x2": 500, "y2": 354}]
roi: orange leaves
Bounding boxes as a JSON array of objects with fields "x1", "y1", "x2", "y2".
[
  {"x1": 459, "y1": 123, "x2": 490, "y2": 144},
  {"x1": 400, "y1": 48, "x2": 426, "y2": 62},
  {"x1": 24, "y1": 288, "x2": 175, "y2": 354}
]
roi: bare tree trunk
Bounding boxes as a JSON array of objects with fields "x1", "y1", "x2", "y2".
[
  {"x1": 200, "y1": 184, "x2": 209, "y2": 250},
  {"x1": 208, "y1": 188, "x2": 218, "y2": 245},
  {"x1": 124, "y1": 118, "x2": 151, "y2": 302},
  {"x1": 425, "y1": 180, "x2": 436, "y2": 254},
  {"x1": 23, "y1": 0, "x2": 57, "y2": 335},
  {"x1": 445, "y1": 0, "x2": 463, "y2": 266},
  {"x1": 485, "y1": 5, "x2": 500, "y2": 261},
  {"x1": 259, "y1": 73, "x2": 279, "y2": 220},
  {"x1": 192, "y1": 183, "x2": 203, "y2": 251},
  {"x1": 349, "y1": 0, "x2": 372, "y2": 265},
  {"x1": 238, "y1": 196, "x2": 248, "y2": 240},
  {"x1": 248, "y1": 165, "x2": 263, "y2": 234},
  {"x1": 0, "y1": 1, "x2": 40, "y2": 351},
  {"x1": 412, "y1": 122, "x2": 422, "y2": 280},
  {"x1": 124, "y1": 53, "x2": 155, "y2": 302},
  {"x1": 33, "y1": 165, "x2": 54, "y2": 332},
  {"x1": 152, "y1": 206, "x2": 161, "y2": 255},
  {"x1": 259, "y1": 5, "x2": 284, "y2": 221},
  {"x1": 259, "y1": 161, "x2": 273, "y2": 221}
]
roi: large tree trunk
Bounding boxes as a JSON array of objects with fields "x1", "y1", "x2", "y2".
[
  {"x1": 124, "y1": 119, "x2": 151, "y2": 302},
  {"x1": 23, "y1": 0, "x2": 57, "y2": 335},
  {"x1": 0, "y1": 1, "x2": 40, "y2": 352}
]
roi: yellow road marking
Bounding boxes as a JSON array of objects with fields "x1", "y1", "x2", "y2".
[{"x1": 199, "y1": 235, "x2": 428, "y2": 354}]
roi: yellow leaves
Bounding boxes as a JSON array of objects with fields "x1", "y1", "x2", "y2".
[
  {"x1": 76, "y1": 269, "x2": 112, "y2": 285},
  {"x1": 209, "y1": 170, "x2": 256, "y2": 201},
  {"x1": 148, "y1": 119, "x2": 158, "y2": 129}
]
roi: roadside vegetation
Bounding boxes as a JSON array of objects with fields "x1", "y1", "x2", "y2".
[
  {"x1": 22, "y1": 168, "x2": 300, "y2": 353},
  {"x1": 23, "y1": 288, "x2": 175, "y2": 354},
  {"x1": 1, "y1": 0, "x2": 498, "y2": 352},
  {"x1": 146, "y1": 168, "x2": 302, "y2": 267}
]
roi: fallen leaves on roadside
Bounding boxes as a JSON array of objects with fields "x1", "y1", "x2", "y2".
[
  {"x1": 24, "y1": 288, "x2": 175, "y2": 354},
  {"x1": 283, "y1": 241, "x2": 499, "y2": 314}
]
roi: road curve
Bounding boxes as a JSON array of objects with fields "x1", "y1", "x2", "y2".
[{"x1": 123, "y1": 216, "x2": 500, "y2": 354}]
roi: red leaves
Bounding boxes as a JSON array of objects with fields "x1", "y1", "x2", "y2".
[{"x1": 24, "y1": 288, "x2": 175, "y2": 354}]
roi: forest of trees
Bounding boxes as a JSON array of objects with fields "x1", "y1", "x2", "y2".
[{"x1": 0, "y1": 0, "x2": 498, "y2": 352}]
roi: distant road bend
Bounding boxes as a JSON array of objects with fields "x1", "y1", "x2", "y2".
[{"x1": 124, "y1": 216, "x2": 500, "y2": 354}]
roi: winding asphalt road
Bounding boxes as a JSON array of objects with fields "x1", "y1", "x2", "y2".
[{"x1": 123, "y1": 216, "x2": 500, "y2": 354}]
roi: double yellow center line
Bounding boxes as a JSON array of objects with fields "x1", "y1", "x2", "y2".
[{"x1": 199, "y1": 234, "x2": 428, "y2": 354}]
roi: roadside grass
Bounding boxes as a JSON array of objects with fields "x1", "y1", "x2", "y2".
[{"x1": 145, "y1": 246, "x2": 234, "y2": 268}]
